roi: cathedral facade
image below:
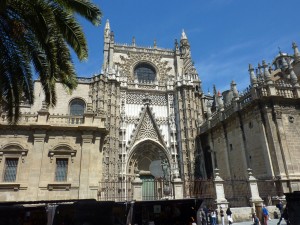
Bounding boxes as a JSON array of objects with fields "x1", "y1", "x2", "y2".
[{"x1": 0, "y1": 20, "x2": 299, "y2": 204}]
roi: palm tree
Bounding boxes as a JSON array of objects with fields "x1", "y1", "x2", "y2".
[{"x1": 0, "y1": 0, "x2": 101, "y2": 124}]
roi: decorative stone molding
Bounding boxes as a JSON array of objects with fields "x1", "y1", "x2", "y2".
[
  {"x1": 48, "y1": 144, "x2": 77, "y2": 163},
  {"x1": 47, "y1": 183, "x2": 71, "y2": 191},
  {"x1": 118, "y1": 52, "x2": 172, "y2": 82},
  {"x1": 127, "y1": 105, "x2": 168, "y2": 151},
  {"x1": 0, "y1": 183, "x2": 21, "y2": 191},
  {"x1": 0, "y1": 144, "x2": 28, "y2": 163},
  {"x1": 126, "y1": 93, "x2": 167, "y2": 106}
]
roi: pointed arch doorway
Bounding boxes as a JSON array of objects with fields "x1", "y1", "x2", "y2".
[{"x1": 127, "y1": 140, "x2": 170, "y2": 200}]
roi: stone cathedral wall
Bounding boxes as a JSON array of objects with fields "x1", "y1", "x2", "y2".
[{"x1": 25, "y1": 81, "x2": 91, "y2": 115}]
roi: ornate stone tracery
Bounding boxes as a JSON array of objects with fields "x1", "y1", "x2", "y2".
[
  {"x1": 118, "y1": 52, "x2": 172, "y2": 82},
  {"x1": 126, "y1": 93, "x2": 167, "y2": 105},
  {"x1": 136, "y1": 113, "x2": 159, "y2": 141}
]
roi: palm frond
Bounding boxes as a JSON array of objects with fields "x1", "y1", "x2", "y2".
[
  {"x1": 51, "y1": 4, "x2": 88, "y2": 60},
  {"x1": 0, "y1": 0, "x2": 102, "y2": 123},
  {"x1": 54, "y1": 0, "x2": 101, "y2": 26}
]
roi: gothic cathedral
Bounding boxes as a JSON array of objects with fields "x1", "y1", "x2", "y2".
[{"x1": 0, "y1": 20, "x2": 299, "y2": 203}]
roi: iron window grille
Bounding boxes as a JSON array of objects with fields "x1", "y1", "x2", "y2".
[{"x1": 3, "y1": 158, "x2": 18, "y2": 182}]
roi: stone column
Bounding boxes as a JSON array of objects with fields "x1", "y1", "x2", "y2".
[
  {"x1": 214, "y1": 169, "x2": 228, "y2": 207},
  {"x1": 247, "y1": 168, "x2": 263, "y2": 220},
  {"x1": 132, "y1": 173, "x2": 143, "y2": 201},
  {"x1": 172, "y1": 174, "x2": 184, "y2": 199}
]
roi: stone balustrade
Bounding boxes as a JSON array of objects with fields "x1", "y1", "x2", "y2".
[
  {"x1": 200, "y1": 81, "x2": 300, "y2": 133},
  {"x1": 0, "y1": 112, "x2": 106, "y2": 130}
]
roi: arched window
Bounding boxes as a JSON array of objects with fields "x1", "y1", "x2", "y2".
[
  {"x1": 134, "y1": 63, "x2": 156, "y2": 82},
  {"x1": 69, "y1": 99, "x2": 85, "y2": 116}
]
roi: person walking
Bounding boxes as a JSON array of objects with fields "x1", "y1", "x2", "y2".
[
  {"x1": 276, "y1": 201, "x2": 284, "y2": 225},
  {"x1": 211, "y1": 209, "x2": 217, "y2": 225},
  {"x1": 226, "y1": 207, "x2": 233, "y2": 225},
  {"x1": 199, "y1": 208, "x2": 207, "y2": 225},
  {"x1": 253, "y1": 213, "x2": 260, "y2": 225},
  {"x1": 262, "y1": 205, "x2": 269, "y2": 225},
  {"x1": 282, "y1": 205, "x2": 290, "y2": 225},
  {"x1": 220, "y1": 206, "x2": 225, "y2": 225}
]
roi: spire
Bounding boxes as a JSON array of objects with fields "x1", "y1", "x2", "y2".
[
  {"x1": 104, "y1": 19, "x2": 110, "y2": 37},
  {"x1": 217, "y1": 91, "x2": 224, "y2": 111},
  {"x1": 181, "y1": 29, "x2": 188, "y2": 40},
  {"x1": 248, "y1": 64, "x2": 258, "y2": 87},
  {"x1": 105, "y1": 19, "x2": 110, "y2": 31},
  {"x1": 213, "y1": 84, "x2": 217, "y2": 96},
  {"x1": 231, "y1": 81, "x2": 239, "y2": 98},
  {"x1": 258, "y1": 63, "x2": 263, "y2": 76},
  {"x1": 288, "y1": 61, "x2": 299, "y2": 87},
  {"x1": 292, "y1": 42, "x2": 300, "y2": 63},
  {"x1": 280, "y1": 51, "x2": 288, "y2": 70},
  {"x1": 110, "y1": 31, "x2": 115, "y2": 43},
  {"x1": 174, "y1": 39, "x2": 180, "y2": 55},
  {"x1": 262, "y1": 60, "x2": 273, "y2": 84},
  {"x1": 132, "y1": 36, "x2": 136, "y2": 46},
  {"x1": 206, "y1": 100, "x2": 212, "y2": 118}
]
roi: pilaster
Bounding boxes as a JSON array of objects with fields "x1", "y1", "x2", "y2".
[
  {"x1": 213, "y1": 169, "x2": 228, "y2": 207},
  {"x1": 132, "y1": 173, "x2": 143, "y2": 201},
  {"x1": 30, "y1": 130, "x2": 47, "y2": 200},
  {"x1": 172, "y1": 177, "x2": 184, "y2": 199},
  {"x1": 247, "y1": 168, "x2": 263, "y2": 205},
  {"x1": 37, "y1": 102, "x2": 49, "y2": 124},
  {"x1": 79, "y1": 131, "x2": 94, "y2": 199}
]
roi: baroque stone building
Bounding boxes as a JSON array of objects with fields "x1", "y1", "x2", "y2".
[{"x1": 0, "y1": 20, "x2": 299, "y2": 204}]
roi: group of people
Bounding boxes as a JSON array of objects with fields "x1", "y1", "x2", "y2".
[
  {"x1": 252, "y1": 201, "x2": 290, "y2": 225},
  {"x1": 196, "y1": 201, "x2": 291, "y2": 225},
  {"x1": 198, "y1": 206, "x2": 233, "y2": 225}
]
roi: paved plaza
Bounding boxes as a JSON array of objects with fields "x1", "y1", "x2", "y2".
[{"x1": 230, "y1": 219, "x2": 286, "y2": 225}]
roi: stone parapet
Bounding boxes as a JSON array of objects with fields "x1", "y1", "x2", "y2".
[
  {"x1": 199, "y1": 81, "x2": 300, "y2": 134},
  {"x1": 0, "y1": 113, "x2": 107, "y2": 132}
]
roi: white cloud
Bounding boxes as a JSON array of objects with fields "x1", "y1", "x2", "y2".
[{"x1": 195, "y1": 34, "x2": 299, "y2": 94}]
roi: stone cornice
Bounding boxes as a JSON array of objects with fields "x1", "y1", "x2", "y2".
[{"x1": 0, "y1": 124, "x2": 108, "y2": 133}]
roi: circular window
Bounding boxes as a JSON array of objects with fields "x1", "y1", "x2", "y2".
[{"x1": 134, "y1": 63, "x2": 156, "y2": 82}]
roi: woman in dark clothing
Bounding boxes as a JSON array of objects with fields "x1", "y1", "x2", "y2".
[{"x1": 226, "y1": 207, "x2": 232, "y2": 225}]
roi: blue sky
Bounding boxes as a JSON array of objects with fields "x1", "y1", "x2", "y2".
[{"x1": 73, "y1": 0, "x2": 300, "y2": 93}]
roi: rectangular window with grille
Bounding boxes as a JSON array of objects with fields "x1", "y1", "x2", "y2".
[
  {"x1": 3, "y1": 158, "x2": 18, "y2": 182},
  {"x1": 55, "y1": 159, "x2": 68, "y2": 181}
]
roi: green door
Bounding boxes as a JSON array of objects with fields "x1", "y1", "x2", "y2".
[{"x1": 140, "y1": 175, "x2": 155, "y2": 200}]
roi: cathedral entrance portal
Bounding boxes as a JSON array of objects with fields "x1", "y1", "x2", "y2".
[{"x1": 127, "y1": 141, "x2": 171, "y2": 200}]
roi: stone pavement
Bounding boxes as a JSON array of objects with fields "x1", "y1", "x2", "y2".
[{"x1": 230, "y1": 218, "x2": 286, "y2": 225}]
